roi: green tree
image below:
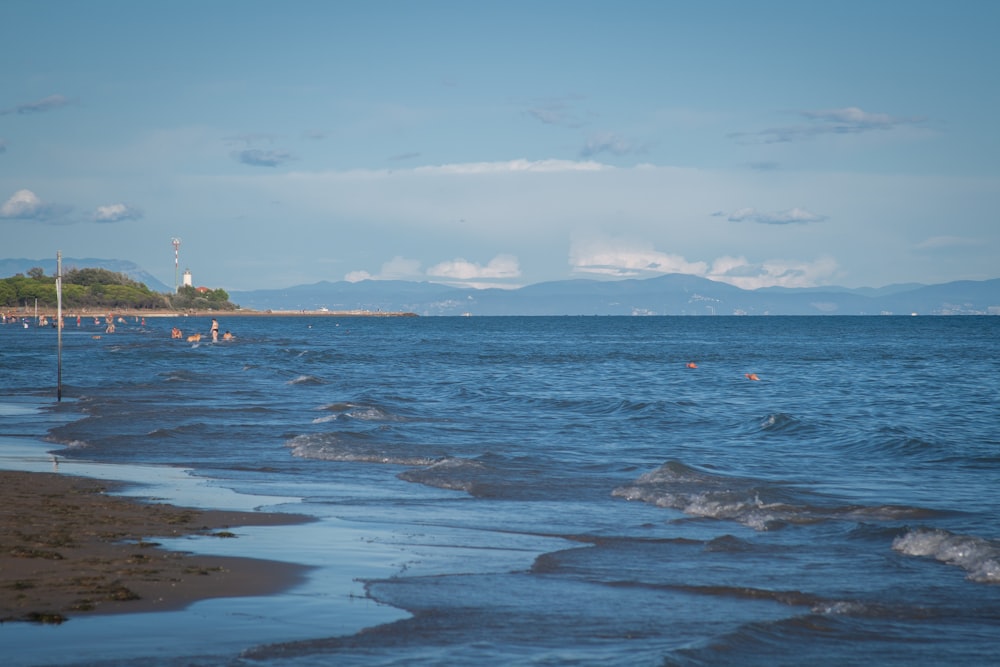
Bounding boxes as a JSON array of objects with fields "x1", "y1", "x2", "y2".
[
  {"x1": 1, "y1": 267, "x2": 234, "y2": 311},
  {"x1": 0, "y1": 280, "x2": 16, "y2": 306}
]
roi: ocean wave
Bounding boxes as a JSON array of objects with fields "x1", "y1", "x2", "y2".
[
  {"x1": 612, "y1": 460, "x2": 939, "y2": 531},
  {"x1": 610, "y1": 581, "x2": 907, "y2": 620},
  {"x1": 397, "y1": 457, "x2": 489, "y2": 493},
  {"x1": 611, "y1": 461, "x2": 796, "y2": 530},
  {"x1": 285, "y1": 432, "x2": 440, "y2": 466},
  {"x1": 43, "y1": 435, "x2": 91, "y2": 450},
  {"x1": 159, "y1": 369, "x2": 199, "y2": 383},
  {"x1": 287, "y1": 374, "x2": 324, "y2": 386},
  {"x1": 835, "y1": 425, "x2": 950, "y2": 461},
  {"x1": 670, "y1": 584, "x2": 821, "y2": 608},
  {"x1": 145, "y1": 423, "x2": 207, "y2": 439},
  {"x1": 892, "y1": 528, "x2": 1000, "y2": 583},
  {"x1": 757, "y1": 412, "x2": 809, "y2": 434},
  {"x1": 316, "y1": 402, "x2": 404, "y2": 422}
]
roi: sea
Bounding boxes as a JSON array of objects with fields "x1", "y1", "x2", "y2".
[{"x1": 1, "y1": 314, "x2": 998, "y2": 666}]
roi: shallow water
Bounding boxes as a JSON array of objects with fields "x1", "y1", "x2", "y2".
[{"x1": 1, "y1": 315, "x2": 998, "y2": 665}]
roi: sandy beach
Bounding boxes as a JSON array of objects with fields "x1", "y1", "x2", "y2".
[{"x1": 0, "y1": 469, "x2": 312, "y2": 624}]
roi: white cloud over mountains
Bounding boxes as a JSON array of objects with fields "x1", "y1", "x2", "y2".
[
  {"x1": 428, "y1": 254, "x2": 521, "y2": 281},
  {"x1": 346, "y1": 254, "x2": 522, "y2": 288},
  {"x1": 569, "y1": 235, "x2": 839, "y2": 289}
]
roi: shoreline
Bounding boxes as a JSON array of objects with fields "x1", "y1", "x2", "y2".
[
  {"x1": 4, "y1": 308, "x2": 418, "y2": 319},
  {"x1": 0, "y1": 469, "x2": 313, "y2": 624}
]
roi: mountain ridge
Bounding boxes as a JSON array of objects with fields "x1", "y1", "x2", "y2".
[{"x1": 229, "y1": 273, "x2": 1000, "y2": 316}]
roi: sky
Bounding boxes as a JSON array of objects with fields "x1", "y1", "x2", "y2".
[{"x1": 2, "y1": 0, "x2": 998, "y2": 292}]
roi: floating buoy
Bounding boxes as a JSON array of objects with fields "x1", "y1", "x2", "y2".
[
  {"x1": 745, "y1": 373, "x2": 760, "y2": 381},
  {"x1": 686, "y1": 362, "x2": 698, "y2": 369}
]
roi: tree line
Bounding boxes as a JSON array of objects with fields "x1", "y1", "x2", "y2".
[{"x1": 0, "y1": 267, "x2": 236, "y2": 311}]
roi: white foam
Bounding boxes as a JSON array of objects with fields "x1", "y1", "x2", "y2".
[{"x1": 893, "y1": 528, "x2": 1000, "y2": 583}]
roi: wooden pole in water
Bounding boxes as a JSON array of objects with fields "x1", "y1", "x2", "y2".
[{"x1": 56, "y1": 251, "x2": 63, "y2": 402}]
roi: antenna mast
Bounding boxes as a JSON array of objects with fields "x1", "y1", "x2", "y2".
[{"x1": 171, "y1": 237, "x2": 182, "y2": 292}]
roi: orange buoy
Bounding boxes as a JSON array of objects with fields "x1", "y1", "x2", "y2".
[
  {"x1": 745, "y1": 373, "x2": 760, "y2": 381},
  {"x1": 686, "y1": 362, "x2": 698, "y2": 369}
]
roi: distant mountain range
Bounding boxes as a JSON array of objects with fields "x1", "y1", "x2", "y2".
[
  {"x1": 229, "y1": 274, "x2": 1000, "y2": 316},
  {"x1": 4, "y1": 258, "x2": 997, "y2": 315}
]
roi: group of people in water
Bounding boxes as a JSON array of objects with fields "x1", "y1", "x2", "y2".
[
  {"x1": 4, "y1": 311, "x2": 236, "y2": 344},
  {"x1": 170, "y1": 318, "x2": 234, "y2": 342},
  {"x1": 1, "y1": 312, "x2": 143, "y2": 332}
]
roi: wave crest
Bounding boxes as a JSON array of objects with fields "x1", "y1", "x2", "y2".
[
  {"x1": 286, "y1": 433, "x2": 440, "y2": 466},
  {"x1": 892, "y1": 528, "x2": 1000, "y2": 583},
  {"x1": 613, "y1": 460, "x2": 939, "y2": 531}
]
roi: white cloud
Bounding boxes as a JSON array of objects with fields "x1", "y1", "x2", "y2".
[
  {"x1": 570, "y1": 236, "x2": 709, "y2": 278},
  {"x1": 0, "y1": 189, "x2": 69, "y2": 221},
  {"x1": 526, "y1": 95, "x2": 586, "y2": 128},
  {"x1": 579, "y1": 132, "x2": 642, "y2": 158},
  {"x1": 345, "y1": 256, "x2": 423, "y2": 282},
  {"x1": 427, "y1": 254, "x2": 521, "y2": 280},
  {"x1": 726, "y1": 207, "x2": 826, "y2": 224},
  {"x1": 707, "y1": 255, "x2": 840, "y2": 289},
  {"x1": 1, "y1": 94, "x2": 72, "y2": 116},
  {"x1": 344, "y1": 270, "x2": 372, "y2": 283},
  {"x1": 569, "y1": 235, "x2": 839, "y2": 289},
  {"x1": 731, "y1": 106, "x2": 925, "y2": 144},
  {"x1": 802, "y1": 107, "x2": 900, "y2": 127},
  {"x1": 93, "y1": 203, "x2": 142, "y2": 223},
  {"x1": 1, "y1": 189, "x2": 44, "y2": 218},
  {"x1": 414, "y1": 159, "x2": 608, "y2": 175},
  {"x1": 379, "y1": 256, "x2": 424, "y2": 279},
  {"x1": 347, "y1": 254, "x2": 521, "y2": 288},
  {"x1": 234, "y1": 148, "x2": 295, "y2": 167},
  {"x1": 1, "y1": 190, "x2": 137, "y2": 224}
]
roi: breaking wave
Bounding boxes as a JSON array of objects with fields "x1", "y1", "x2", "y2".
[
  {"x1": 285, "y1": 432, "x2": 442, "y2": 466},
  {"x1": 287, "y1": 374, "x2": 324, "y2": 386},
  {"x1": 612, "y1": 460, "x2": 937, "y2": 531},
  {"x1": 312, "y1": 402, "x2": 405, "y2": 424},
  {"x1": 396, "y1": 457, "x2": 490, "y2": 494},
  {"x1": 892, "y1": 528, "x2": 1000, "y2": 583}
]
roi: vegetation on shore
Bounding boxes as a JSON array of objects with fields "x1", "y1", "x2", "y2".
[{"x1": 0, "y1": 267, "x2": 237, "y2": 312}]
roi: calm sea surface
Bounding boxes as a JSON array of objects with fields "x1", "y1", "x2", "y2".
[{"x1": 2, "y1": 315, "x2": 998, "y2": 666}]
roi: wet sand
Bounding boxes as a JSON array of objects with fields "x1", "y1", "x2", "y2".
[{"x1": 0, "y1": 470, "x2": 312, "y2": 624}]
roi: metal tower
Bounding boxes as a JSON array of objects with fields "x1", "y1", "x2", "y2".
[{"x1": 171, "y1": 237, "x2": 182, "y2": 292}]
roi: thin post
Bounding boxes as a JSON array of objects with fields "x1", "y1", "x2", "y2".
[{"x1": 56, "y1": 251, "x2": 63, "y2": 402}]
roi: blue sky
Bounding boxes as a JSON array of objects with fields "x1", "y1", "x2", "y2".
[{"x1": 2, "y1": 0, "x2": 998, "y2": 291}]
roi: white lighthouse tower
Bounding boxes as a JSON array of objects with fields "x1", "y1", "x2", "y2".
[{"x1": 183, "y1": 269, "x2": 193, "y2": 288}]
